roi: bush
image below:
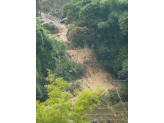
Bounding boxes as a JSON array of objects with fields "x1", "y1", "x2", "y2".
[
  {"x1": 54, "y1": 61, "x2": 85, "y2": 81},
  {"x1": 66, "y1": 24, "x2": 75, "y2": 38},
  {"x1": 105, "y1": 81, "x2": 128, "y2": 105},
  {"x1": 43, "y1": 24, "x2": 58, "y2": 34},
  {"x1": 105, "y1": 90, "x2": 120, "y2": 105},
  {"x1": 52, "y1": 11, "x2": 60, "y2": 17}
]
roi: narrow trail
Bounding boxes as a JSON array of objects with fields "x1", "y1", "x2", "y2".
[{"x1": 40, "y1": 13, "x2": 122, "y2": 91}]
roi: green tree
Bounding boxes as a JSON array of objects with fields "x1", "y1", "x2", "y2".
[
  {"x1": 36, "y1": 70, "x2": 105, "y2": 123},
  {"x1": 68, "y1": 26, "x2": 92, "y2": 48}
]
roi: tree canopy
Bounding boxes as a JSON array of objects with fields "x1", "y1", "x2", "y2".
[
  {"x1": 63, "y1": 0, "x2": 128, "y2": 76},
  {"x1": 36, "y1": 70, "x2": 105, "y2": 123}
]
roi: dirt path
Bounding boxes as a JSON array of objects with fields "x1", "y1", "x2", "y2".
[{"x1": 40, "y1": 13, "x2": 122, "y2": 91}]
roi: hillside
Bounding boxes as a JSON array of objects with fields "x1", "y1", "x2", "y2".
[
  {"x1": 39, "y1": 12, "x2": 128, "y2": 123},
  {"x1": 40, "y1": 12, "x2": 124, "y2": 91},
  {"x1": 36, "y1": 0, "x2": 128, "y2": 122}
]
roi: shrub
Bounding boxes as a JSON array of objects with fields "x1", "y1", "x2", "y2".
[
  {"x1": 43, "y1": 24, "x2": 58, "y2": 34},
  {"x1": 66, "y1": 24, "x2": 75, "y2": 38},
  {"x1": 54, "y1": 61, "x2": 85, "y2": 81},
  {"x1": 105, "y1": 81, "x2": 128, "y2": 105}
]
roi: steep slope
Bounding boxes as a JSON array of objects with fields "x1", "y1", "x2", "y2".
[
  {"x1": 39, "y1": 12, "x2": 127, "y2": 123},
  {"x1": 40, "y1": 12, "x2": 123, "y2": 91}
]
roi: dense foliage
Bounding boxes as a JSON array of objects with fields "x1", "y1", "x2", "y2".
[
  {"x1": 36, "y1": 70, "x2": 105, "y2": 123},
  {"x1": 36, "y1": 18, "x2": 84, "y2": 101},
  {"x1": 105, "y1": 81, "x2": 128, "y2": 105},
  {"x1": 63, "y1": 0, "x2": 128, "y2": 76},
  {"x1": 42, "y1": 22, "x2": 58, "y2": 34},
  {"x1": 118, "y1": 58, "x2": 128, "y2": 79}
]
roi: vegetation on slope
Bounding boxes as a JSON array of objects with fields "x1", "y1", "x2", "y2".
[{"x1": 36, "y1": 18, "x2": 84, "y2": 101}]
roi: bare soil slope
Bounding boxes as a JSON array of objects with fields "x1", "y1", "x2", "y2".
[{"x1": 40, "y1": 13, "x2": 122, "y2": 91}]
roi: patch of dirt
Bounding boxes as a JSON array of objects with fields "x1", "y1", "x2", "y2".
[{"x1": 67, "y1": 48, "x2": 114, "y2": 90}]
